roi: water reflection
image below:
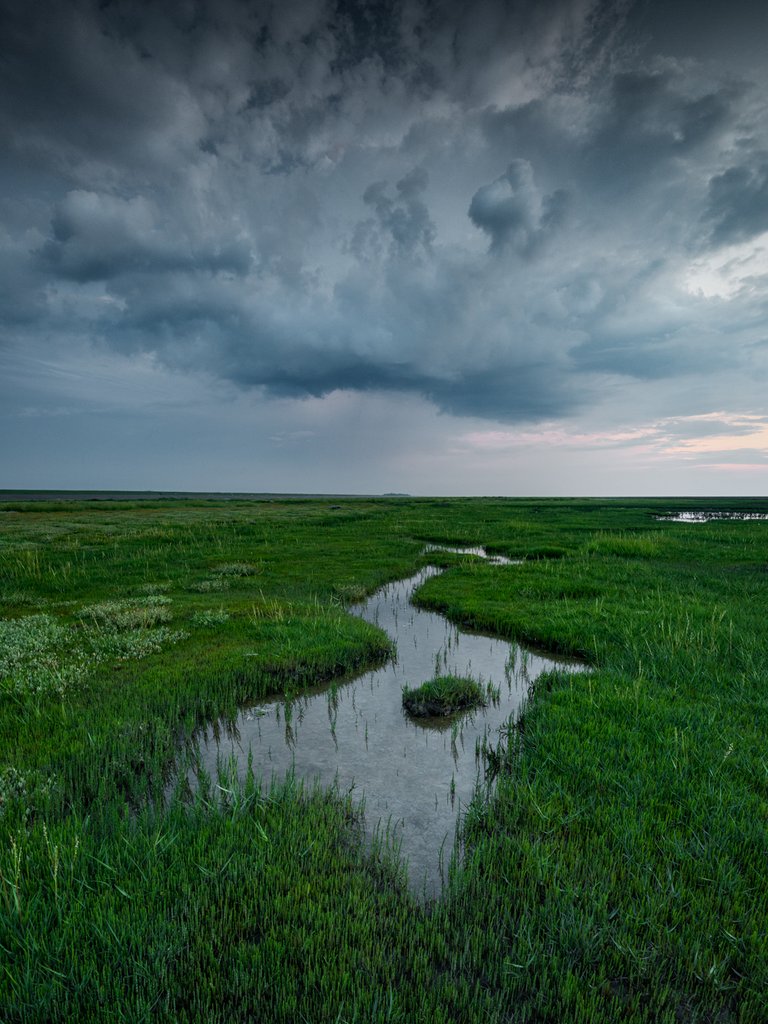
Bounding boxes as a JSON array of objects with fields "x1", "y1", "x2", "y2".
[
  {"x1": 656, "y1": 511, "x2": 768, "y2": 523},
  {"x1": 423, "y1": 543, "x2": 517, "y2": 565},
  {"x1": 190, "y1": 555, "x2": 580, "y2": 897}
]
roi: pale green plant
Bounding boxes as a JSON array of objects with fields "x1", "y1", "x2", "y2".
[
  {"x1": 84, "y1": 626, "x2": 188, "y2": 662},
  {"x1": 211, "y1": 562, "x2": 260, "y2": 577},
  {"x1": 0, "y1": 601, "x2": 188, "y2": 701},
  {"x1": 0, "y1": 614, "x2": 82, "y2": 697},
  {"x1": 333, "y1": 582, "x2": 368, "y2": 604},
  {"x1": 137, "y1": 582, "x2": 172, "y2": 595},
  {"x1": 0, "y1": 766, "x2": 57, "y2": 820},
  {"x1": 0, "y1": 590, "x2": 44, "y2": 608},
  {"x1": 80, "y1": 596, "x2": 172, "y2": 630},
  {"x1": 191, "y1": 608, "x2": 230, "y2": 627},
  {"x1": 189, "y1": 577, "x2": 229, "y2": 593}
]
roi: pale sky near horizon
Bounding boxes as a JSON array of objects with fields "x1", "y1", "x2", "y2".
[{"x1": 2, "y1": 0, "x2": 768, "y2": 495}]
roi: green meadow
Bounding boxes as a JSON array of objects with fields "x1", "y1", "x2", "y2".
[{"x1": 1, "y1": 495, "x2": 767, "y2": 1022}]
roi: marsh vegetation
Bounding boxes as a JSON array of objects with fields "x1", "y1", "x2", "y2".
[
  {"x1": 401, "y1": 674, "x2": 489, "y2": 717},
  {"x1": 188, "y1": 564, "x2": 572, "y2": 896},
  {"x1": 1, "y1": 495, "x2": 768, "y2": 1021}
]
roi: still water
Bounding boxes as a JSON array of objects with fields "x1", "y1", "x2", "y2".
[
  {"x1": 191, "y1": 549, "x2": 580, "y2": 897},
  {"x1": 656, "y1": 511, "x2": 768, "y2": 523}
]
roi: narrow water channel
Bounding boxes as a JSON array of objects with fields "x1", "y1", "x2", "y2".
[{"x1": 190, "y1": 548, "x2": 580, "y2": 897}]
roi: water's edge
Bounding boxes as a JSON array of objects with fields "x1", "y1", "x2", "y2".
[{"x1": 185, "y1": 547, "x2": 583, "y2": 898}]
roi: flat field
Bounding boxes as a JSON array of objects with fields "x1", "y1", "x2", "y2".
[{"x1": 1, "y1": 496, "x2": 767, "y2": 1022}]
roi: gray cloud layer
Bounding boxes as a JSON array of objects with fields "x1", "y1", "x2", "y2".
[{"x1": 1, "y1": 0, "x2": 767, "y2": 428}]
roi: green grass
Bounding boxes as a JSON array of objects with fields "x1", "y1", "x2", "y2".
[
  {"x1": 1, "y1": 495, "x2": 768, "y2": 1021},
  {"x1": 402, "y1": 675, "x2": 487, "y2": 717}
]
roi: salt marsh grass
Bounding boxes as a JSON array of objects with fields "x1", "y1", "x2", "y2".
[
  {"x1": 190, "y1": 608, "x2": 231, "y2": 627},
  {"x1": 211, "y1": 561, "x2": 261, "y2": 577},
  {"x1": 1, "y1": 495, "x2": 767, "y2": 1021},
  {"x1": 81, "y1": 595, "x2": 173, "y2": 629},
  {"x1": 583, "y1": 530, "x2": 662, "y2": 558},
  {"x1": 0, "y1": 596, "x2": 188, "y2": 707},
  {"x1": 189, "y1": 576, "x2": 230, "y2": 592},
  {"x1": 402, "y1": 674, "x2": 488, "y2": 717}
]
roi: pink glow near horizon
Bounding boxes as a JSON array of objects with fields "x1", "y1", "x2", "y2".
[{"x1": 458, "y1": 412, "x2": 768, "y2": 467}]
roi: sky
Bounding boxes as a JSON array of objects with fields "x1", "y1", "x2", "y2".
[{"x1": 2, "y1": 0, "x2": 768, "y2": 496}]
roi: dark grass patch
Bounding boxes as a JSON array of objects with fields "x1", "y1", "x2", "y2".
[{"x1": 402, "y1": 675, "x2": 486, "y2": 717}]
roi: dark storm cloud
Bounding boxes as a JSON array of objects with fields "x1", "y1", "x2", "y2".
[
  {"x1": 570, "y1": 331, "x2": 726, "y2": 379},
  {"x1": 704, "y1": 159, "x2": 768, "y2": 246},
  {"x1": 1, "y1": 0, "x2": 767, "y2": 428},
  {"x1": 37, "y1": 190, "x2": 252, "y2": 281},
  {"x1": 468, "y1": 161, "x2": 569, "y2": 255},
  {"x1": 0, "y1": 0, "x2": 204, "y2": 174},
  {"x1": 593, "y1": 70, "x2": 734, "y2": 162},
  {"x1": 352, "y1": 168, "x2": 435, "y2": 260},
  {"x1": 477, "y1": 67, "x2": 739, "y2": 204},
  {"x1": 426, "y1": 365, "x2": 578, "y2": 421}
]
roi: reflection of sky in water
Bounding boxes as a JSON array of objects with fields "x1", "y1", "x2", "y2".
[
  {"x1": 192, "y1": 555, "x2": 580, "y2": 898},
  {"x1": 423, "y1": 543, "x2": 517, "y2": 565},
  {"x1": 657, "y1": 512, "x2": 768, "y2": 523}
]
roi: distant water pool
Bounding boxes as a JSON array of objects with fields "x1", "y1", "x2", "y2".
[{"x1": 656, "y1": 511, "x2": 768, "y2": 523}]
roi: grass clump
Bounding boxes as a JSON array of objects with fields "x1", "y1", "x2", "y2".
[
  {"x1": 211, "y1": 562, "x2": 260, "y2": 577},
  {"x1": 584, "y1": 531, "x2": 661, "y2": 558},
  {"x1": 402, "y1": 674, "x2": 486, "y2": 717},
  {"x1": 0, "y1": 599, "x2": 188, "y2": 703},
  {"x1": 84, "y1": 624, "x2": 188, "y2": 663},
  {"x1": 190, "y1": 607, "x2": 230, "y2": 627},
  {"x1": 189, "y1": 576, "x2": 230, "y2": 593},
  {"x1": 80, "y1": 595, "x2": 172, "y2": 630},
  {"x1": 0, "y1": 765, "x2": 57, "y2": 820},
  {"x1": 0, "y1": 613, "x2": 87, "y2": 698},
  {"x1": 333, "y1": 581, "x2": 369, "y2": 603},
  {"x1": 0, "y1": 590, "x2": 44, "y2": 608},
  {"x1": 136, "y1": 582, "x2": 172, "y2": 595}
]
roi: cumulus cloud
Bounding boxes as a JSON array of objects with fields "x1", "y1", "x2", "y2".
[
  {"x1": 352, "y1": 167, "x2": 435, "y2": 260},
  {"x1": 1, "y1": 0, "x2": 767, "y2": 438},
  {"x1": 38, "y1": 191, "x2": 252, "y2": 281},
  {"x1": 468, "y1": 160, "x2": 569, "y2": 255}
]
